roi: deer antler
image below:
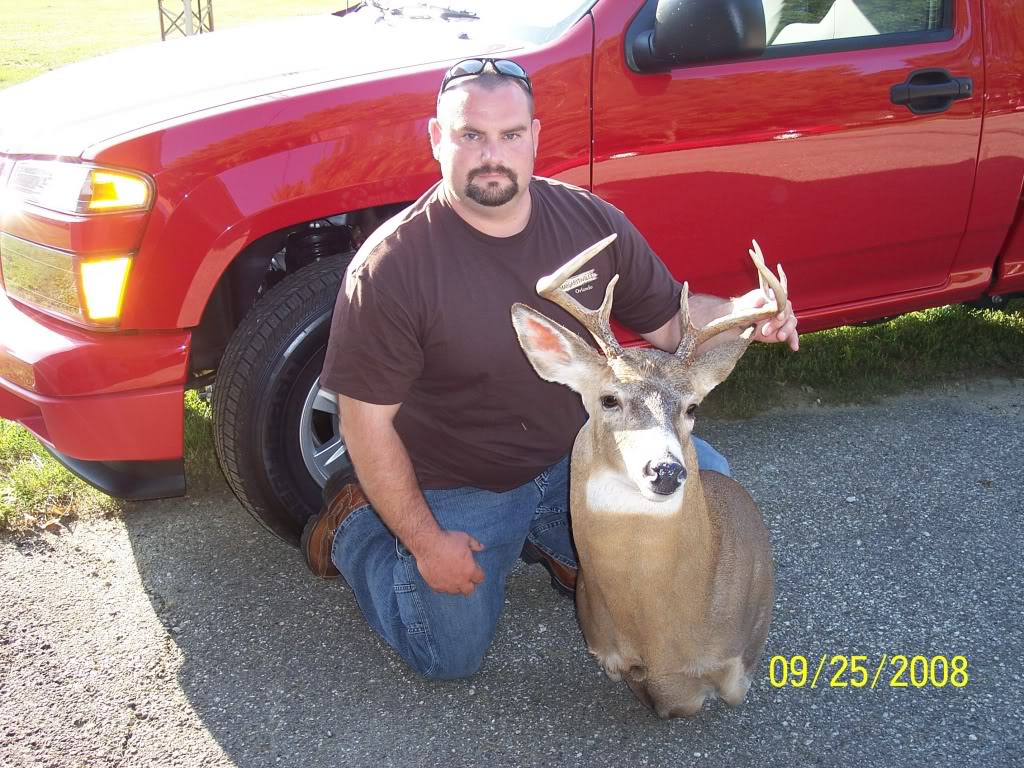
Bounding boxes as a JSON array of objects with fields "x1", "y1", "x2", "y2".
[
  {"x1": 535, "y1": 233, "x2": 623, "y2": 358},
  {"x1": 675, "y1": 239, "x2": 788, "y2": 360}
]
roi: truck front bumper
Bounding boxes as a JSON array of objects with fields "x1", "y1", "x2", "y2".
[{"x1": 0, "y1": 290, "x2": 191, "y2": 500}]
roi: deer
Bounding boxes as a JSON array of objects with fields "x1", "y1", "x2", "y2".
[{"x1": 510, "y1": 235, "x2": 784, "y2": 719}]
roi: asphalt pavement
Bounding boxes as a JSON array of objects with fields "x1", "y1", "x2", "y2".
[{"x1": 1, "y1": 380, "x2": 1022, "y2": 768}]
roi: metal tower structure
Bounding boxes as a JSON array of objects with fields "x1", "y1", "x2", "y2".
[{"x1": 158, "y1": 0, "x2": 214, "y2": 40}]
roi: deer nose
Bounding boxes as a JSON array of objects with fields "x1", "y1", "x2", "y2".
[{"x1": 643, "y1": 459, "x2": 685, "y2": 495}]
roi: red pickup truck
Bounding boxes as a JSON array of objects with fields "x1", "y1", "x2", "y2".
[{"x1": 1, "y1": 0, "x2": 1021, "y2": 543}]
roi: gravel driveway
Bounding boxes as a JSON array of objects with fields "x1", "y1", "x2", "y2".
[{"x1": 2, "y1": 381, "x2": 1022, "y2": 768}]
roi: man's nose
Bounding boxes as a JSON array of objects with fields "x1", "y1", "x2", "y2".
[{"x1": 480, "y1": 137, "x2": 501, "y2": 163}]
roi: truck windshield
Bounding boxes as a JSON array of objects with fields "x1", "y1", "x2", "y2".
[{"x1": 352, "y1": 1, "x2": 598, "y2": 45}]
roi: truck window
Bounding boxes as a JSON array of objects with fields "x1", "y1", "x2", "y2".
[{"x1": 765, "y1": 0, "x2": 948, "y2": 47}]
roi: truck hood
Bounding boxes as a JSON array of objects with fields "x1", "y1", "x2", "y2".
[{"x1": 0, "y1": 6, "x2": 523, "y2": 157}]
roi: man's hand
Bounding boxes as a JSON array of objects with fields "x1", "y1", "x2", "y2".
[
  {"x1": 413, "y1": 530, "x2": 486, "y2": 596},
  {"x1": 340, "y1": 395, "x2": 486, "y2": 596},
  {"x1": 734, "y1": 288, "x2": 800, "y2": 352}
]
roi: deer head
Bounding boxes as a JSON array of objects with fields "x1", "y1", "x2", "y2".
[{"x1": 511, "y1": 235, "x2": 787, "y2": 502}]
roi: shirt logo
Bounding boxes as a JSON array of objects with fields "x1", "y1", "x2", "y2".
[{"x1": 559, "y1": 269, "x2": 599, "y2": 294}]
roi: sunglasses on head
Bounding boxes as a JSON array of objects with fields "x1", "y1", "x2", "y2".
[{"x1": 438, "y1": 58, "x2": 533, "y2": 97}]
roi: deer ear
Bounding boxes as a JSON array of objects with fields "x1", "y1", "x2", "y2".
[
  {"x1": 687, "y1": 332, "x2": 754, "y2": 399},
  {"x1": 511, "y1": 303, "x2": 604, "y2": 392}
]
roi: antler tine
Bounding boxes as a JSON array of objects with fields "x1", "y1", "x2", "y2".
[
  {"x1": 749, "y1": 239, "x2": 788, "y2": 309},
  {"x1": 535, "y1": 234, "x2": 623, "y2": 358},
  {"x1": 674, "y1": 281, "x2": 701, "y2": 359},
  {"x1": 754, "y1": 241, "x2": 768, "y2": 297},
  {"x1": 676, "y1": 239, "x2": 789, "y2": 360}
]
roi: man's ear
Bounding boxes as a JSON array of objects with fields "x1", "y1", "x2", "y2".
[
  {"x1": 687, "y1": 331, "x2": 755, "y2": 399},
  {"x1": 511, "y1": 303, "x2": 604, "y2": 392},
  {"x1": 429, "y1": 117, "x2": 442, "y2": 161},
  {"x1": 532, "y1": 118, "x2": 541, "y2": 159}
]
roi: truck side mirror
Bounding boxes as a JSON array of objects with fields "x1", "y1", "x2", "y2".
[{"x1": 629, "y1": 0, "x2": 766, "y2": 72}]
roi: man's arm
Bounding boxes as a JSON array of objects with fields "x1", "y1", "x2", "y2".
[
  {"x1": 641, "y1": 291, "x2": 799, "y2": 354},
  {"x1": 338, "y1": 394, "x2": 485, "y2": 596},
  {"x1": 600, "y1": 207, "x2": 797, "y2": 355}
]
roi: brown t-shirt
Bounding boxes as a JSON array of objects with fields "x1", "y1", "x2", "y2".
[{"x1": 321, "y1": 177, "x2": 681, "y2": 491}]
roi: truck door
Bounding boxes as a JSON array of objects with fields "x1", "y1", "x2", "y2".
[{"x1": 591, "y1": 0, "x2": 982, "y2": 325}]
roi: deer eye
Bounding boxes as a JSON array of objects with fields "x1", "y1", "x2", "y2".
[
  {"x1": 600, "y1": 395, "x2": 620, "y2": 411},
  {"x1": 686, "y1": 403, "x2": 698, "y2": 416}
]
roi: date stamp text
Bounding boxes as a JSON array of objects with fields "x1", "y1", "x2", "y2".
[{"x1": 768, "y1": 654, "x2": 969, "y2": 689}]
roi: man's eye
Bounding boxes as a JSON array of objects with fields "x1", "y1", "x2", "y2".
[
  {"x1": 686, "y1": 403, "x2": 698, "y2": 416},
  {"x1": 463, "y1": 133, "x2": 479, "y2": 140},
  {"x1": 504, "y1": 133, "x2": 520, "y2": 140},
  {"x1": 601, "y1": 395, "x2": 620, "y2": 411}
]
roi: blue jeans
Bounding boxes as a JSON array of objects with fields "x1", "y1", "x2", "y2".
[{"x1": 331, "y1": 437, "x2": 730, "y2": 680}]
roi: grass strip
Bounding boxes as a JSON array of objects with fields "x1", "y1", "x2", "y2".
[{"x1": 704, "y1": 301, "x2": 1024, "y2": 419}]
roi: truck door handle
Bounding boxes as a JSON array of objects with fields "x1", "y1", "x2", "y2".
[{"x1": 890, "y1": 69, "x2": 973, "y2": 115}]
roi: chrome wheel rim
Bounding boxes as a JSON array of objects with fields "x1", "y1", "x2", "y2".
[{"x1": 299, "y1": 377, "x2": 346, "y2": 487}]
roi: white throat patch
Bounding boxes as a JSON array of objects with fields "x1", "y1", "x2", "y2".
[{"x1": 585, "y1": 469, "x2": 684, "y2": 517}]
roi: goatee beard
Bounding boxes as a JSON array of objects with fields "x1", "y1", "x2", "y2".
[{"x1": 465, "y1": 165, "x2": 519, "y2": 207}]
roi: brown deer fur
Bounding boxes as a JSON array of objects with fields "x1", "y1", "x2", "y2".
[{"x1": 511, "y1": 237, "x2": 782, "y2": 718}]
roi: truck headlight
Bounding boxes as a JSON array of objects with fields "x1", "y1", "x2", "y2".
[{"x1": 7, "y1": 160, "x2": 153, "y2": 215}]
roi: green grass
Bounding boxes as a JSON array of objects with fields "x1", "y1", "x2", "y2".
[
  {"x1": 0, "y1": 418, "x2": 119, "y2": 530},
  {"x1": 704, "y1": 300, "x2": 1024, "y2": 419},
  {"x1": 0, "y1": 391, "x2": 221, "y2": 531},
  {"x1": 0, "y1": 0, "x2": 356, "y2": 89},
  {"x1": 183, "y1": 388, "x2": 221, "y2": 492}
]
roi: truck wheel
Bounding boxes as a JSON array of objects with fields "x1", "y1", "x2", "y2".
[{"x1": 213, "y1": 255, "x2": 352, "y2": 546}]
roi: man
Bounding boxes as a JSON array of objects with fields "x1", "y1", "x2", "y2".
[{"x1": 303, "y1": 59, "x2": 798, "y2": 680}]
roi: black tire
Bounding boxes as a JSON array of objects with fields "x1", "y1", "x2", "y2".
[{"x1": 213, "y1": 255, "x2": 352, "y2": 546}]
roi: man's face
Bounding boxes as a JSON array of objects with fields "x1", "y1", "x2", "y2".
[{"x1": 430, "y1": 80, "x2": 540, "y2": 212}]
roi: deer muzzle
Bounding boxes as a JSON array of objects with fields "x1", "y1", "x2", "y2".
[{"x1": 643, "y1": 456, "x2": 686, "y2": 496}]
